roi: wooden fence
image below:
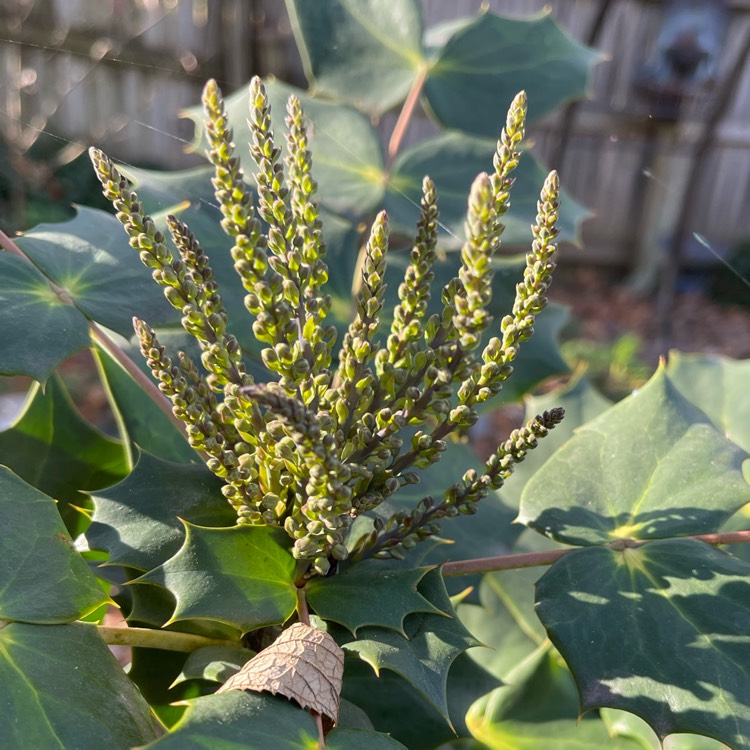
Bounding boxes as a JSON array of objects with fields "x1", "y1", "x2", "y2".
[{"x1": 1, "y1": 0, "x2": 750, "y2": 271}]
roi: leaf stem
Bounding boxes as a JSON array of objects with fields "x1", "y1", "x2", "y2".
[
  {"x1": 96, "y1": 625, "x2": 244, "y2": 652},
  {"x1": 294, "y1": 587, "x2": 326, "y2": 748},
  {"x1": 386, "y1": 64, "x2": 428, "y2": 171},
  {"x1": 441, "y1": 529, "x2": 750, "y2": 577}
]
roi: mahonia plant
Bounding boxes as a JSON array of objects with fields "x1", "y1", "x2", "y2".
[{"x1": 90, "y1": 76, "x2": 564, "y2": 577}]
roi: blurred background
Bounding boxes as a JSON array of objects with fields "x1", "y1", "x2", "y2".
[{"x1": 1, "y1": 0, "x2": 750, "y2": 421}]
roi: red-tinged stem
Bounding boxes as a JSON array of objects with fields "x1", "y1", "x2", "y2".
[
  {"x1": 386, "y1": 64, "x2": 428, "y2": 171},
  {"x1": 0, "y1": 228, "x2": 26, "y2": 258},
  {"x1": 441, "y1": 529, "x2": 750, "y2": 577}
]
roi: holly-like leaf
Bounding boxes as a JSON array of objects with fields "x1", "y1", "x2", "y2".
[
  {"x1": 518, "y1": 367, "x2": 750, "y2": 546},
  {"x1": 535, "y1": 539, "x2": 750, "y2": 749},
  {"x1": 0, "y1": 621, "x2": 157, "y2": 748},
  {"x1": 424, "y1": 11, "x2": 601, "y2": 135},
  {"x1": 666, "y1": 351, "x2": 750, "y2": 453},
  {"x1": 0, "y1": 467, "x2": 108, "y2": 623},
  {"x1": 172, "y1": 645, "x2": 254, "y2": 686},
  {"x1": 142, "y1": 691, "x2": 318, "y2": 748},
  {"x1": 88, "y1": 450, "x2": 234, "y2": 572},
  {"x1": 93, "y1": 345, "x2": 197, "y2": 465},
  {"x1": 17, "y1": 206, "x2": 179, "y2": 337},
  {"x1": 386, "y1": 132, "x2": 587, "y2": 244},
  {"x1": 335, "y1": 569, "x2": 480, "y2": 720},
  {"x1": 0, "y1": 374, "x2": 128, "y2": 536},
  {"x1": 466, "y1": 646, "x2": 642, "y2": 749},
  {"x1": 286, "y1": 0, "x2": 424, "y2": 115},
  {"x1": 0, "y1": 252, "x2": 90, "y2": 381},
  {"x1": 307, "y1": 565, "x2": 441, "y2": 635},
  {"x1": 139, "y1": 524, "x2": 298, "y2": 632}
]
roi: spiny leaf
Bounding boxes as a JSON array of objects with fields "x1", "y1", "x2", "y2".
[
  {"x1": 307, "y1": 565, "x2": 441, "y2": 635},
  {"x1": 334, "y1": 569, "x2": 480, "y2": 721},
  {"x1": 0, "y1": 467, "x2": 108, "y2": 624},
  {"x1": 0, "y1": 621, "x2": 157, "y2": 748},
  {"x1": 518, "y1": 366, "x2": 750, "y2": 546},
  {"x1": 536, "y1": 539, "x2": 750, "y2": 749},
  {"x1": 0, "y1": 374, "x2": 128, "y2": 537},
  {"x1": 171, "y1": 645, "x2": 254, "y2": 686},
  {"x1": 138, "y1": 524, "x2": 298, "y2": 632},
  {"x1": 88, "y1": 450, "x2": 234, "y2": 572}
]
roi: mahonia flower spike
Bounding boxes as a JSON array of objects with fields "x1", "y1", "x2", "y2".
[{"x1": 90, "y1": 77, "x2": 563, "y2": 577}]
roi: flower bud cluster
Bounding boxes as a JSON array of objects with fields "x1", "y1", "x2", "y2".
[{"x1": 92, "y1": 78, "x2": 563, "y2": 575}]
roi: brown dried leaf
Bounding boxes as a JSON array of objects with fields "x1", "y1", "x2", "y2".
[{"x1": 217, "y1": 622, "x2": 345, "y2": 724}]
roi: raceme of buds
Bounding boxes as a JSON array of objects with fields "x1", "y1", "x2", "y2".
[{"x1": 91, "y1": 77, "x2": 563, "y2": 576}]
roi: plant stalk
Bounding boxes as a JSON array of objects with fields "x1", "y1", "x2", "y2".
[
  {"x1": 386, "y1": 64, "x2": 428, "y2": 171},
  {"x1": 441, "y1": 529, "x2": 750, "y2": 577},
  {"x1": 97, "y1": 625, "x2": 244, "y2": 653}
]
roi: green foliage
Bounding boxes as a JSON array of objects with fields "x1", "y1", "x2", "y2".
[{"x1": 1, "y1": 3, "x2": 749, "y2": 750}]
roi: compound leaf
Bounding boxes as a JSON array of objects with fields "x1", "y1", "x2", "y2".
[
  {"x1": 307, "y1": 565, "x2": 440, "y2": 635},
  {"x1": 88, "y1": 450, "x2": 234, "y2": 572},
  {"x1": 518, "y1": 367, "x2": 750, "y2": 546},
  {"x1": 139, "y1": 524, "x2": 297, "y2": 632},
  {"x1": 535, "y1": 539, "x2": 750, "y2": 749}
]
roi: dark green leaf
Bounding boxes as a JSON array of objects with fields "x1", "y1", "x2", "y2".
[
  {"x1": 535, "y1": 539, "x2": 750, "y2": 749},
  {"x1": 666, "y1": 351, "x2": 750, "y2": 453},
  {"x1": 0, "y1": 374, "x2": 128, "y2": 536},
  {"x1": 335, "y1": 569, "x2": 480, "y2": 720},
  {"x1": 0, "y1": 467, "x2": 107, "y2": 623},
  {"x1": 286, "y1": 0, "x2": 424, "y2": 115},
  {"x1": 142, "y1": 691, "x2": 318, "y2": 749},
  {"x1": 93, "y1": 345, "x2": 197, "y2": 464},
  {"x1": 17, "y1": 206, "x2": 179, "y2": 337},
  {"x1": 0, "y1": 252, "x2": 89, "y2": 381},
  {"x1": 88, "y1": 450, "x2": 234, "y2": 571},
  {"x1": 139, "y1": 524, "x2": 298, "y2": 632},
  {"x1": 518, "y1": 367, "x2": 750, "y2": 545},
  {"x1": 327, "y1": 728, "x2": 409, "y2": 749},
  {"x1": 172, "y1": 645, "x2": 254, "y2": 685},
  {"x1": 466, "y1": 647, "x2": 641, "y2": 749},
  {"x1": 387, "y1": 132, "x2": 587, "y2": 244},
  {"x1": 307, "y1": 565, "x2": 440, "y2": 634},
  {"x1": 423, "y1": 11, "x2": 600, "y2": 135},
  {"x1": 0, "y1": 621, "x2": 157, "y2": 748}
]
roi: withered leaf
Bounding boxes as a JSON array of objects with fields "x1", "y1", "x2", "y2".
[{"x1": 217, "y1": 622, "x2": 344, "y2": 724}]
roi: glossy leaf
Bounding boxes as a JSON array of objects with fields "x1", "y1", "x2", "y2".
[
  {"x1": 424, "y1": 11, "x2": 600, "y2": 135},
  {"x1": 0, "y1": 621, "x2": 157, "y2": 748},
  {"x1": 536, "y1": 539, "x2": 750, "y2": 749},
  {"x1": 93, "y1": 345, "x2": 197, "y2": 465},
  {"x1": 307, "y1": 565, "x2": 440, "y2": 635},
  {"x1": 518, "y1": 367, "x2": 750, "y2": 546},
  {"x1": 139, "y1": 524, "x2": 298, "y2": 632},
  {"x1": 17, "y1": 206, "x2": 179, "y2": 337},
  {"x1": 0, "y1": 467, "x2": 107, "y2": 623},
  {"x1": 466, "y1": 647, "x2": 642, "y2": 749},
  {"x1": 287, "y1": 0, "x2": 424, "y2": 114},
  {"x1": 666, "y1": 351, "x2": 750, "y2": 453},
  {"x1": 335, "y1": 569, "x2": 480, "y2": 720},
  {"x1": 386, "y1": 132, "x2": 587, "y2": 244},
  {"x1": 88, "y1": 451, "x2": 234, "y2": 572},
  {"x1": 142, "y1": 691, "x2": 317, "y2": 748},
  {"x1": 0, "y1": 374, "x2": 128, "y2": 535},
  {"x1": 172, "y1": 645, "x2": 254, "y2": 686},
  {"x1": 0, "y1": 252, "x2": 89, "y2": 381}
]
